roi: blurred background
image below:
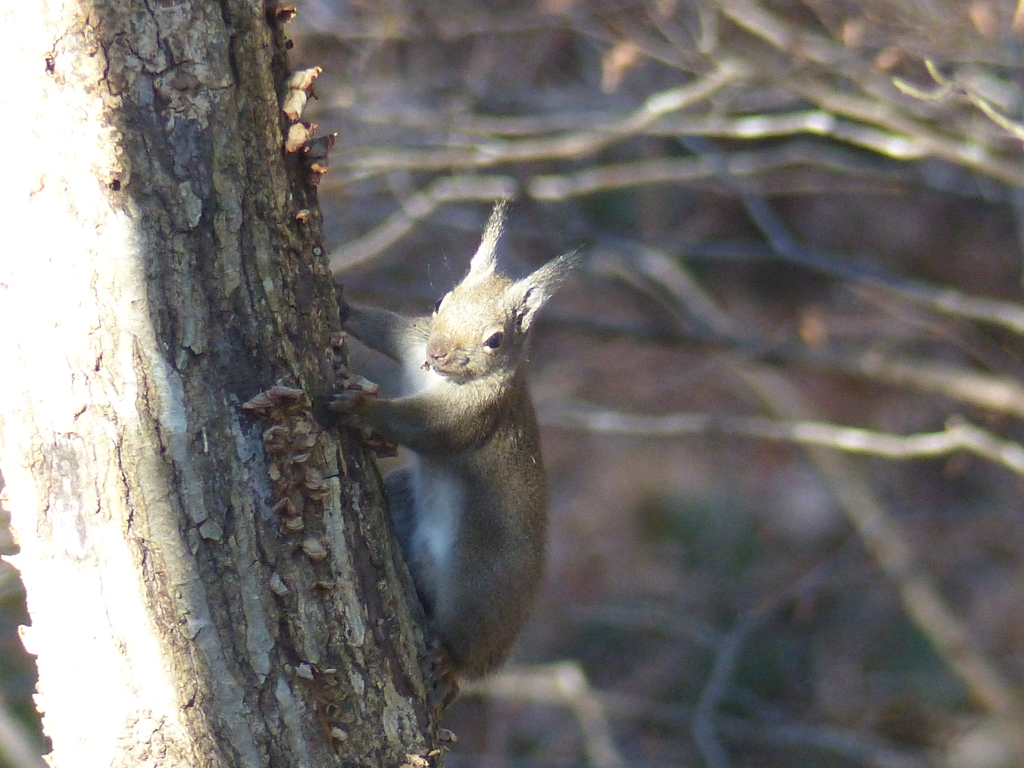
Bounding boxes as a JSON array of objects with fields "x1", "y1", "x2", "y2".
[
  {"x1": 9, "y1": 1, "x2": 1024, "y2": 766},
  {"x1": 298, "y1": 1, "x2": 1024, "y2": 765}
]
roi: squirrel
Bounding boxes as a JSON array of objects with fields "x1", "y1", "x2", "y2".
[{"x1": 329, "y1": 202, "x2": 579, "y2": 702}]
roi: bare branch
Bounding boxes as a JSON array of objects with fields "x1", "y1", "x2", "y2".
[
  {"x1": 739, "y1": 366, "x2": 1024, "y2": 761},
  {"x1": 549, "y1": 306, "x2": 1024, "y2": 419},
  {"x1": 677, "y1": 137, "x2": 1024, "y2": 337},
  {"x1": 894, "y1": 60, "x2": 1024, "y2": 143},
  {"x1": 692, "y1": 611, "x2": 757, "y2": 768},
  {"x1": 781, "y1": 72, "x2": 1024, "y2": 187},
  {"x1": 340, "y1": 61, "x2": 746, "y2": 182},
  {"x1": 467, "y1": 663, "x2": 624, "y2": 768},
  {"x1": 328, "y1": 175, "x2": 518, "y2": 272},
  {"x1": 544, "y1": 405, "x2": 1024, "y2": 477},
  {"x1": 818, "y1": 351, "x2": 1024, "y2": 419},
  {"x1": 529, "y1": 140, "x2": 900, "y2": 200}
]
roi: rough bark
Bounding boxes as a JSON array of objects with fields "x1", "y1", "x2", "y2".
[{"x1": 0, "y1": 1, "x2": 436, "y2": 766}]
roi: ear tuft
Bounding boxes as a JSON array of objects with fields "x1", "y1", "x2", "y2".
[
  {"x1": 513, "y1": 249, "x2": 582, "y2": 332},
  {"x1": 466, "y1": 200, "x2": 509, "y2": 282}
]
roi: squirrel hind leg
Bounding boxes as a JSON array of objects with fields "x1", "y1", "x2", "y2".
[
  {"x1": 384, "y1": 467, "x2": 416, "y2": 552},
  {"x1": 385, "y1": 466, "x2": 438, "y2": 615}
]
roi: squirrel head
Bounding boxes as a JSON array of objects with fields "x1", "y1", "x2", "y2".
[{"x1": 424, "y1": 201, "x2": 579, "y2": 383}]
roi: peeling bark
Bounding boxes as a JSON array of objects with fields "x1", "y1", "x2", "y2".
[{"x1": 0, "y1": 1, "x2": 436, "y2": 766}]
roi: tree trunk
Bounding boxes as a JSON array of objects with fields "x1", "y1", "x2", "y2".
[{"x1": 0, "y1": 2, "x2": 437, "y2": 766}]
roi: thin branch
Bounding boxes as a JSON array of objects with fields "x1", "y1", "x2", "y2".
[
  {"x1": 587, "y1": 236, "x2": 1024, "y2": 415},
  {"x1": 583, "y1": 602, "x2": 927, "y2": 767},
  {"x1": 339, "y1": 61, "x2": 746, "y2": 182},
  {"x1": 576, "y1": 242, "x2": 1024, "y2": 426},
  {"x1": 894, "y1": 60, "x2": 1024, "y2": 144},
  {"x1": 739, "y1": 366, "x2": 1024, "y2": 762},
  {"x1": 692, "y1": 559, "x2": 837, "y2": 768},
  {"x1": 548, "y1": 309, "x2": 1024, "y2": 419},
  {"x1": 718, "y1": 718, "x2": 928, "y2": 768},
  {"x1": 678, "y1": 137, "x2": 1024, "y2": 337},
  {"x1": 818, "y1": 350, "x2": 1024, "y2": 419},
  {"x1": 467, "y1": 662, "x2": 625, "y2": 768},
  {"x1": 328, "y1": 175, "x2": 518, "y2": 272},
  {"x1": 528, "y1": 140, "x2": 902, "y2": 200},
  {"x1": 781, "y1": 71, "x2": 1024, "y2": 187},
  {"x1": 692, "y1": 611, "x2": 757, "y2": 768},
  {"x1": 543, "y1": 406, "x2": 1024, "y2": 477},
  {"x1": 717, "y1": 0, "x2": 981, "y2": 120}
]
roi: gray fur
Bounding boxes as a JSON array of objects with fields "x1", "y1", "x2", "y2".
[{"x1": 334, "y1": 203, "x2": 578, "y2": 680}]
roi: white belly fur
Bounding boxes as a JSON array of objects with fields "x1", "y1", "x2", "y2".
[{"x1": 409, "y1": 453, "x2": 462, "y2": 580}]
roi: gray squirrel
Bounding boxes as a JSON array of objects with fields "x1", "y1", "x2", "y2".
[{"x1": 330, "y1": 202, "x2": 578, "y2": 700}]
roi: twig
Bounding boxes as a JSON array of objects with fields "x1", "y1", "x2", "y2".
[
  {"x1": 718, "y1": 0, "x2": 965, "y2": 121},
  {"x1": 692, "y1": 559, "x2": 838, "y2": 768},
  {"x1": 543, "y1": 406, "x2": 1024, "y2": 477},
  {"x1": 781, "y1": 71, "x2": 1024, "y2": 187},
  {"x1": 328, "y1": 175, "x2": 518, "y2": 272},
  {"x1": 894, "y1": 60, "x2": 1024, "y2": 143},
  {"x1": 679, "y1": 137, "x2": 1024, "y2": 337},
  {"x1": 528, "y1": 140, "x2": 901, "y2": 200},
  {"x1": 817, "y1": 349, "x2": 1024, "y2": 419},
  {"x1": 549, "y1": 307, "x2": 1024, "y2": 418},
  {"x1": 466, "y1": 662, "x2": 625, "y2": 768},
  {"x1": 710, "y1": 1, "x2": 1024, "y2": 182},
  {"x1": 575, "y1": 236, "x2": 1024, "y2": 417},
  {"x1": 739, "y1": 366, "x2": 1024, "y2": 762},
  {"x1": 691, "y1": 611, "x2": 757, "y2": 768},
  {"x1": 340, "y1": 61, "x2": 746, "y2": 182}
]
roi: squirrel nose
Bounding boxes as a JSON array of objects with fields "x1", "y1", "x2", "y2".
[{"x1": 426, "y1": 341, "x2": 450, "y2": 365}]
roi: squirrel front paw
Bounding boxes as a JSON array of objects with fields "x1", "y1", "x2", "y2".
[{"x1": 326, "y1": 389, "x2": 367, "y2": 427}]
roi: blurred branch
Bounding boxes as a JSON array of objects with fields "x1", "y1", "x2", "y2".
[
  {"x1": 817, "y1": 350, "x2": 1024, "y2": 419},
  {"x1": 543, "y1": 406, "x2": 1024, "y2": 477},
  {"x1": 740, "y1": 365, "x2": 1024, "y2": 763},
  {"x1": 329, "y1": 175, "x2": 518, "y2": 272},
  {"x1": 679, "y1": 136, "x2": 1024, "y2": 337},
  {"x1": 894, "y1": 60, "x2": 1024, "y2": 144},
  {"x1": 577, "y1": 239, "x2": 1024, "y2": 418},
  {"x1": 693, "y1": 558, "x2": 839, "y2": 768},
  {"x1": 692, "y1": 610, "x2": 758, "y2": 768},
  {"x1": 602, "y1": 693, "x2": 928, "y2": 768},
  {"x1": 466, "y1": 662, "x2": 624, "y2": 768},
  {"x1": 711, "y1": 0, "x2": 1024, "y2": 182},
  {"x1": 583, "y1": 604, "x2": 928, "y2": 768},
  {"x1": 781, "y1": 72, "x2": 1024, "y2": 187},
  {"x1": 340, "y1": 61, "x2": 746, "y2": 182},
  {"x1": 718, "y1": 718, "x2": 928, "y2": 768},
  {"x1": 717, "y1": 0, "x2": 914, "y2": 109},
  {"x1": 529, "y1": 140, "x2": 899, "y2": 200},
  {"x1": 551, "y1": 308, "x2": 1024, "y2": 418}
]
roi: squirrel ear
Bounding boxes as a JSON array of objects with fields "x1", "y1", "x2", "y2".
[
  {"x1": 512, "y1": 250, "x2": 581, "y2": 332},
  {"x1": 466, "y1": 200, "x2": 509, "y2": 283}
]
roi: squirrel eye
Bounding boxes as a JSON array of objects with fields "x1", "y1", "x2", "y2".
[
  {"x1": 434, "y1": 298, "x2": 443, "y2": 313},
  {"x1": 483, "y1": 331, "x2": 504, "y2": 350}
]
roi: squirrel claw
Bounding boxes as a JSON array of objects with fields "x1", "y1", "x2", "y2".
[
  {"x1": 426, "y1": 640, "x2": 460, "y2": 713},
  {"x1": 327, "y1": 389, "x2": 364, "y2": 412},
  {"x1": 326, "y1": 390, "x2": 367, "y2": 427}
]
